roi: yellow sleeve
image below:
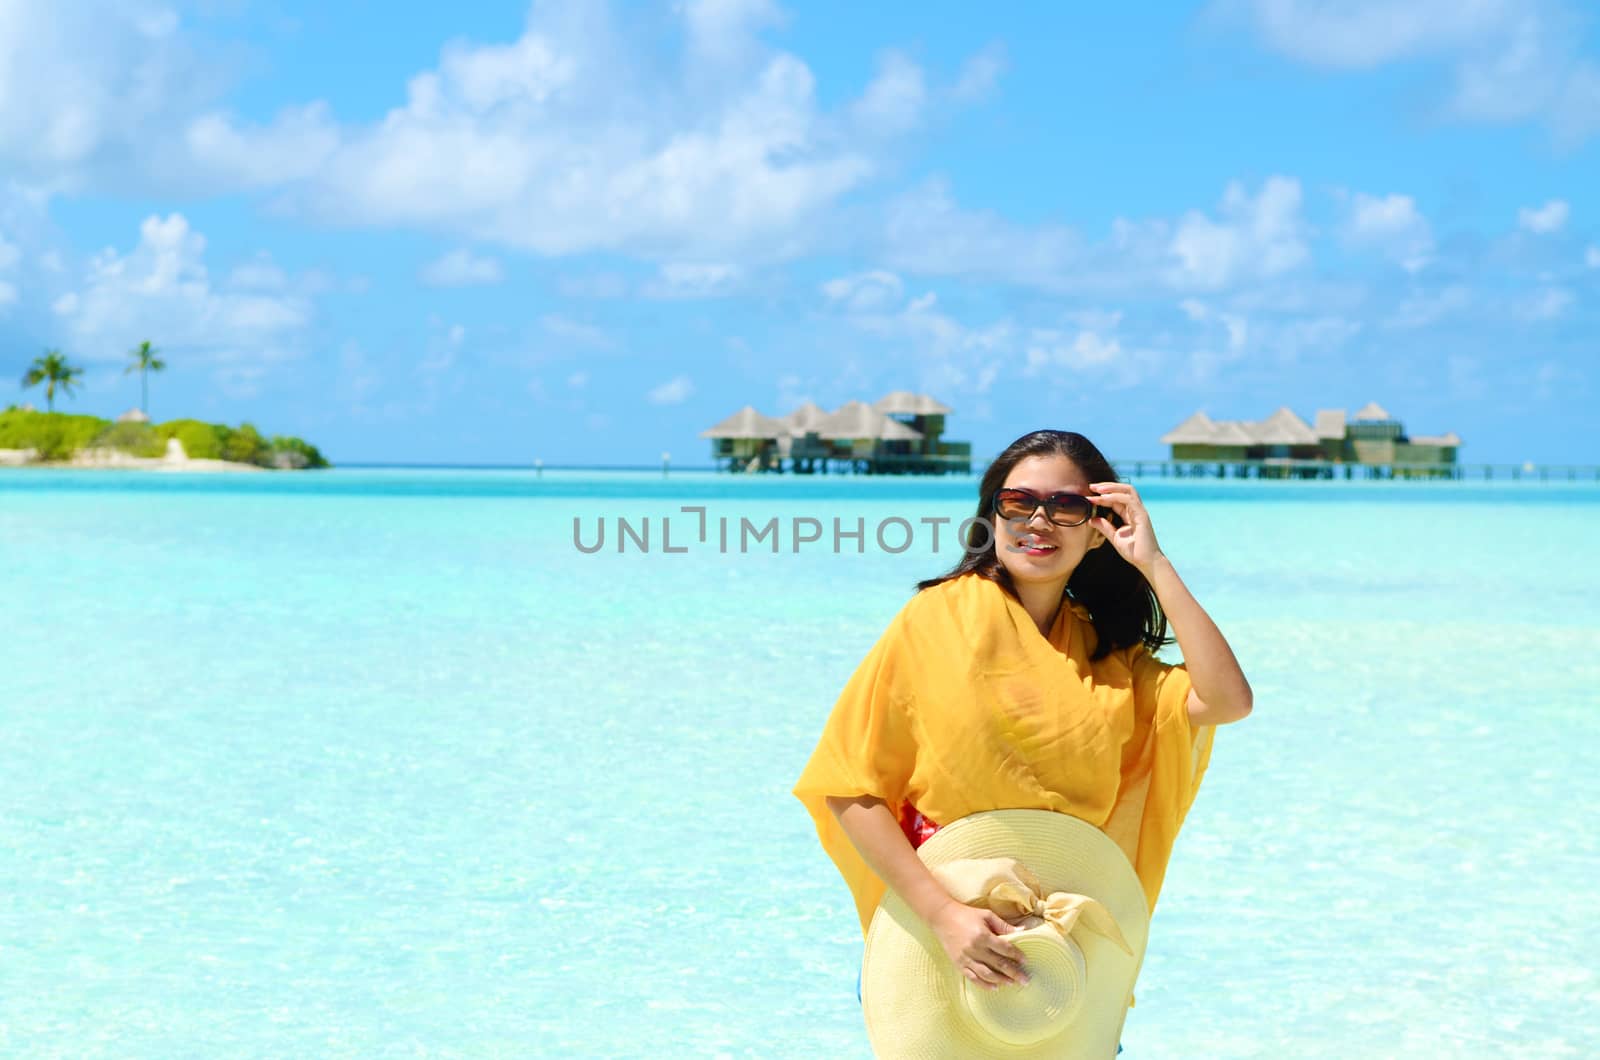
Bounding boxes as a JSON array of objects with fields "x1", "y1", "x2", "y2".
[
  {"x1": 1129, "y1": 644, "x2": 1194, "y2": 747},
  {"x1": 1125, "y1": 642, "x2": 1216, "y2": 911},
  {"x1": 792, "y1": 606, "x2": 921, "y2": 933}
]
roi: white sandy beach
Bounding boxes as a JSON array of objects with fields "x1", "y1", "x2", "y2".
[{"x1": 0, "y1": 439, "x2": 267, "y2": 473}]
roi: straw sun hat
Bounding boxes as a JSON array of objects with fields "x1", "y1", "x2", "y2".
[{"x1": 860, "y1": 810, "x2": 1150, "y2": 1059}]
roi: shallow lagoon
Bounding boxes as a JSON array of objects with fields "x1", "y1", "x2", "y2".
[{"x1": 2, "y1": 469, "x2": 1596, "y2": 1057}]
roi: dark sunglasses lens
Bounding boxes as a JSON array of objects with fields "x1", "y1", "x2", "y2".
[
  {"x1": 994, "y1": 492, "x2": 1032, "y2": 519},
  {"x1": 1048, "y1": 495, "x2": 1093, "y2": 524},
  {"x1": 998, "y1": 493, "x2": 1049, "y2": 521}
]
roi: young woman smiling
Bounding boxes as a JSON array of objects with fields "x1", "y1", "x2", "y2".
[{"x1": 795, "y1": 428, "x2": 1252, "y2": 1052}]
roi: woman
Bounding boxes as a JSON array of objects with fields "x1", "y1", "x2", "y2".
[{"x1": 793, "y1": 429, "x2": 1252, "y2": 1046}]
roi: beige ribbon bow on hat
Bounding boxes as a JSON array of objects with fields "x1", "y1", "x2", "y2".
[{"x1": 930, "y1": 857, "x2": 1133, "y2": 956}]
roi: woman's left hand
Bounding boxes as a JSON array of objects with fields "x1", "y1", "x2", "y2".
[{"x1": 1087, "y1": 481, "x2": 1165, "y2": 576}]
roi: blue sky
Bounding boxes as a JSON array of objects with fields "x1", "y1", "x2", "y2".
[{"x1": 1, "y1": 0, "x2": 1597, "y2": 465}]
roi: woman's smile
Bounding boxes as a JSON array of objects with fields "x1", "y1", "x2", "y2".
[{"x1": 1012, "y1": 533, "x2": 1058, "y2": 556}]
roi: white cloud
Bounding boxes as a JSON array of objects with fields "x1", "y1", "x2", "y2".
[
  {"x1": 881, "y1": 178, "x2": 1085, "y2": 289},
  {"x1": 820, "y1": 269, "x2": 904, "y2": 312},
  {"x1": 1216, "y1": 0, "x2": 1600, "y2": 145},
  {"x1": 820, "y1": 280, "x2": 1028, "y2": 396},
  {"x1": 1025, "y1": 329, "x2": 1123, "y2": 370},
  {"x1": 1169, "y1": 176, "x2": 1308, "y2": 289},
  {"x1": 188, "y1": 3, "x2": 895, "y2": 260},
  {"x1": 0, "y1": 2, "x2": 217, "y2": 185},
  {"x1": 683, "y1": 0, "x2": 785, "y2": 68},
  {"x1": 1517, "y1": 199, "x2": 1569, "y2": 233},
  {"x1": 3, "y1": 1, "x2": 1013, "y2": 261},
  {"x1": 1342, "y1": 191, "x2": 1433, "y2": 268},
  {"x1": 1516, "y1": 287, "x2": 1573, "y2": 321},
  {"x1": 1215, "y1": 0, "x2": 1512, "y2": 68},
  {"x1": 558, "y1": 271, "x2": 629, "y2": 298},
  {"x1": 849, "y1": 289, "x2": 1014, "y2": 362},
  {"x1": 642, "y1": 263, "x2": 743, "y2": 299},
  {"x1": 1551, "y1": 63, "x2": 1600, "y2": 146},
  {"x1": 227, "y1": 257, "x2": 289, "y2": 291},
  {"x1": 185, "y1": 103, "x2": 341, "y2": 189},
  {"x1": 540, "y1": 313, "x2": 611, "y2": 348},
  {"x1": 0, "y1": 230, "x2": 16, "y2": 311},
  {"x1": 851, "y1": 51, "x2": 926, "y2": 135},
  {"x1": 1175, "y1": 297, "x2": 1250, "y2": 381},
  {"x1": 1386, "y1": 285, "x2": 1471, "y2": 329},
  {"x1": 822, "y1": 279, "x2": 1164, "y2": 393},
  {"x1": 1021, "y1": 313, "x2": 1167, "y2": 390},
  {"x1": 1260, "y1": 315, "x2": 1362, "y2": 363},
  {"x1": 1179, "y1": 298, "x2": 1250, "y2": 353},
  {"x1": 886, "y1": 176, "x2": 1309, "y2": 297},
  {"x1": 52, "y1": 213, "x2": 314, "y2": 396},
  {"x1": 1586, "y1": 245, "x2": 1600, "y2": 268},
  {"x1": 952, "y1": 42, "x2": 1007, "y2": 102},
  {"x1": 419, "y1": 248, "x2": 505, "y2": 287},
  {"x1": 337, "y1": 340, "x2": 383, "y2": 407},
  {"x1": 775, "y1": 371, "x2": 814, "y2": 411},
  {"x1": 647, "y1": 375, "x2": 695, "y2": 405}
]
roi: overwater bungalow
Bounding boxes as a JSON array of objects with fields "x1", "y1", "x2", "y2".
[
  {"x1": 701, "y1": 392, "x2": 972, "y2": 474},
  {"x1": 699, "y1": 405, "x2": 790, "y2": 472},
  {"x1": 1160, "y1": 402, "x2": 1461, "y2": 477}
]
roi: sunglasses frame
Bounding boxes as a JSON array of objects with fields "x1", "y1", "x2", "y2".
[{"x1": 991, "y1": 487, "x2": 1113, "y2": 528}]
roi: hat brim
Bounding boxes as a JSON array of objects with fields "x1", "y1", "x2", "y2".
[{"x1": 861, "y1": 810, "x2": 1149, "y2": 1059}]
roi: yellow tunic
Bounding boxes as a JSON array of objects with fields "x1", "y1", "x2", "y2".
[{"x1": 793, "y1": 571, "x2": 1216, "y2": 939}]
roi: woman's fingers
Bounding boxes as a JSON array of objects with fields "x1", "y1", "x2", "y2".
[
  {"x1": 1091, "y1": 490, "x2": 1146, "y2": 532},
  {"x1": 1091, "y1": 482, "x2": 1143, "y2": 508},
  {"x1": 936, "y1": 904, "x2": 1033, "y2": 989},
  {"x1": 965, "y1": 962, "x2": 1006, "y2": 990},
  {"x1": 966, "y1": 954, "x2": 1027, "y2": 988},
  {"x1": 976, "y1": 917, "x2": 1029, "y2": 984},
  {"x1": 984, "y1": 949, "x2": 1030, "y2": 984}
]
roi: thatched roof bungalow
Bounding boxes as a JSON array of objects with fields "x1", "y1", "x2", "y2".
[
  {"x1": 1162, "y1": 402, "x2": 1461, "y2": 467},
  {"x1": 700, "y1": 391, "x2": 970, "y2": 474},
  {"x1": 698, "y1": 405, "x2": 791, "y2": 471}
]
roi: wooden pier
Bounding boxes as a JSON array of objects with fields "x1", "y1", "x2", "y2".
[{"x1": 1114, "y1": 459, "x2": 1600, "y2": 482}]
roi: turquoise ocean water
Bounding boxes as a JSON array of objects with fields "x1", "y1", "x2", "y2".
[{"x1": 1, "y1": 468, "x2": 1596, "y2": 1057}]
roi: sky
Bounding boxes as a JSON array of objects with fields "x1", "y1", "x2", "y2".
[{"x1": 1, "y1": 0, "x2": 1597, "y2": 466}]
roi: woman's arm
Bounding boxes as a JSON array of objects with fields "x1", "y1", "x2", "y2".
[
  {"x1": 824, "y1": 794, "x2": 1029, "y2": 990},
  {"x1": 1088, "y1": 481, "x2": 1253, "y2": 725},
  {"x1": 1144, "y1": 554, "x2": 1253, "y2": 725}
]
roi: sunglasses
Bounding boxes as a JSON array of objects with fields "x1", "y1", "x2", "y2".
[{"x1": 992, "y1": 487, "x2": 1111, "y2": 528}]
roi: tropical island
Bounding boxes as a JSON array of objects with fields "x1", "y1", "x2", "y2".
[{"x1": 2, "y1": 345, "x2": 328, "y2": 471}]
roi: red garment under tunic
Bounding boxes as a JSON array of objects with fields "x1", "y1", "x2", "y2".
[{"x1": 898, "y1": 802, "x2": 941, "y2": 849}]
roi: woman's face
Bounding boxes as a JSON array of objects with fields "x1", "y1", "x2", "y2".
[{"x1": 991, "y1": 453, "x2": 1105, "y2": 586}]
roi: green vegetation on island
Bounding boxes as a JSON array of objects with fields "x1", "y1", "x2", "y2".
[
  {"x1": 0, "y1": 407, "x2": 330, "y2": 468},
  {"x1": 9, "y1": 344, "x2": 328, "y2": 469}
]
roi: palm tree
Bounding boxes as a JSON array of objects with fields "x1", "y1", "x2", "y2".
[
  {"x1": 124, "y1": 340, "x2": 166, "y2": 418},
  {"x1": 21, "y1": 349, "x2": 84, "y2": 412}
]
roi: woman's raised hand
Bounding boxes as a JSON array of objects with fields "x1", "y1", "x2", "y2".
[
  {"x1": 1088, "y1": 480, "x2": 1165, "y2": 576},
  {"x1": 928, "y1": 899, "x2": 1030, "y2": 991}
]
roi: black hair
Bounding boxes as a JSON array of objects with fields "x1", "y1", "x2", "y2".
[{"x1": 915, "y1": 429, "x2": 1172, "y2": 662}]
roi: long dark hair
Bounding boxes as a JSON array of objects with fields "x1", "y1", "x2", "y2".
[{"x1": 916, "y1": 429, "x2": 1171, "y2": 662}]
